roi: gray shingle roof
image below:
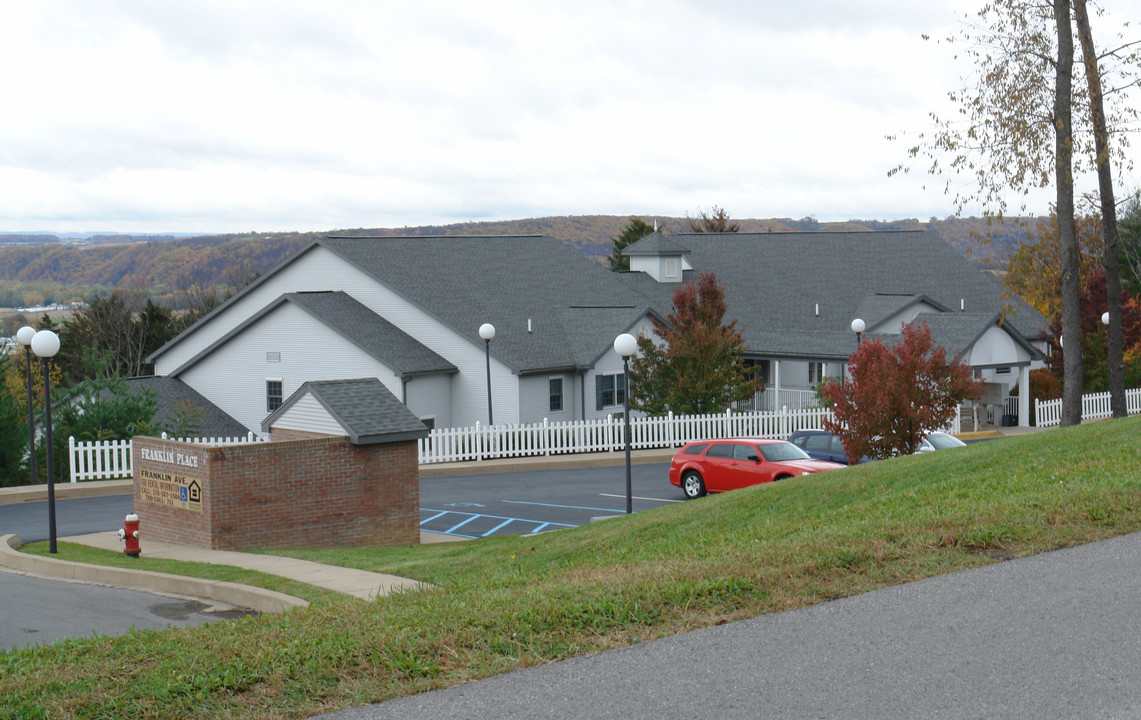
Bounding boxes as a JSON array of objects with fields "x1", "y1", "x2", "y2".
[
  {"x1": 319, "y1": 235, "x2": 657, "y2": 374},
  {"x1": 285, "y1": 292, "x2": 457, "y2": 377},
  {"x1": 623, "y1": 231, "x2": 691, "y2": 256},
  {"x1": 619, "y1": 231, "x2": 1049, "y2": 360},
  {"x1": 154, "y1": 229, "x2": 1048, "y2": 375},
  {"x1": 855, "y1": 294, "x2": 951, "y2": 330},
  {"x1": 263, "y1": 377, "x2": 428, "y2": 445},
  {"x1": 122, "y1": 376, "x2": 249, "y2": 439}
]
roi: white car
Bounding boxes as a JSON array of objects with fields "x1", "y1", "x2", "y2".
[{"x1": 917, "y1": 431, "x2": 968, "y2": 453}]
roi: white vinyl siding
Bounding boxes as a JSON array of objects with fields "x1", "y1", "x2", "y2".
[
  {"x1": 405, "y1": 374, "x2": 453, "y2": 429},
  {"x1": 518, "y1": 373, "x2": 573, "y2": 423},
  {"x1": 180, "y1": 302, "x2": 402, "y2": 435},
  {"x1": 162, "y1": 246, "x2": 519, "y2": 428},
  {"x1": 269, "y1": 394, "x2": 346, "y2": 436}
]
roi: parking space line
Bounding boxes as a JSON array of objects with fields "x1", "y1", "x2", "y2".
[
  {"x1": 445, "y1": 515, "x2": 480, "y2": 534},
  {"x1": 420, "y1": 508, "x2": 577, "y2": 539},
  {"x1": 598, "y1": 493, "x2": 683, "y2": 504},
  {"x1": 482, "y1": 518, "x2": 516, "y2": 536}
]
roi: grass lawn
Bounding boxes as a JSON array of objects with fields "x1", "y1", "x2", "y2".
[{"x1": 3, "y1": 417, "x2": 1140, "y2": 719}]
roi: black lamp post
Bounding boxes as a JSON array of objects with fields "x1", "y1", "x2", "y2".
[
  {"x1": 479, "y1": 323, "x2": 495, "y2": 425},
  {"x1": 851, "y1": 318, "x2": 865, "y2": 346},
  {"x1": 15, "y1": 326, "x2": 36, "y2": 487},
  {"x1": 614, "y1": 333, "x2": 638, "y2": 515},
  {"x1": 31, "y1": 329, "x2": 60, "y2": 554}
]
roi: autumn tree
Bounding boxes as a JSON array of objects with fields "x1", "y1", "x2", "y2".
[
  {"x1": 57, "y1": 293, "x2": 181, "y2": 381},
  {"x1": 820, "y1": 322, "x2": 984, "y2": 460},
  {"x1": 3, "y1": 323, "x2": 64, "y2": 418},
  {"x1": 687, "y1": 206, "x2": 740, "y2": 233},
  {"x1": 0, "y1": 352, "x2": 30, "y2": 487},
  {"x1": 893, "y1": 0, "x2": 1086, "y2": 425},
  {"x1": 607, "y1": 217, "x2": 656, "y2": 272},
  {"x1": 1073, "y1": 0, "x2": 1141, "y2": 417},
  {"x1": 1003, "y1": 210, "x2": 1103, "y2": 319},
  {"x1": 1042, "y1": 267, "x2": 1141, "y2": 391},
  {"x1": 627, "y1": 272, "x2": 763, "y2": 415},
  {"x1": 1120, "y1": 193, "x2": 1141, "y2": 296}
]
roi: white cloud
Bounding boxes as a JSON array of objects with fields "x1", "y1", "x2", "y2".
[{"x1": 0, "y1": 0, "x2": 1137, "y2": 233}]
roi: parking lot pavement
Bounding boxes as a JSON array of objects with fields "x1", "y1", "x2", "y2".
[{"x1": 416, "y1": 462, "x2": 680, "y2": 539}]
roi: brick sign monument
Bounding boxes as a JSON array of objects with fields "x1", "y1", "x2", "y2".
[{"x1": 132, "y1": 378, "x2": 428, "y2": 550}]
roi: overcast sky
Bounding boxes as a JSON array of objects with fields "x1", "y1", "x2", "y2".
[{"x1": 1, "y1": 0, "x2": 1138, "y2": 234}]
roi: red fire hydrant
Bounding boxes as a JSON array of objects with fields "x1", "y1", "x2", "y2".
[{"x1": 118, "y1": 513, "x2": 141, "y2": 557}]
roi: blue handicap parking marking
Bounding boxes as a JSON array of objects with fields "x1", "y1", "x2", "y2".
[{"x1": 419, "y1": 508, "x2": 575, "y2": 539}]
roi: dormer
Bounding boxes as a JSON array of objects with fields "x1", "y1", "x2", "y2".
[{"x1": 622, "y1": 231, "x2": 692, "y2": 283}]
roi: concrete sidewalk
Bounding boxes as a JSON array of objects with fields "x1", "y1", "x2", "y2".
[
  {"x1": 63, "y1": 531, "x2": 427, "y2": 599},
  {"x1": 0, "y1": 530, "x2": 458, "y2": 613}
]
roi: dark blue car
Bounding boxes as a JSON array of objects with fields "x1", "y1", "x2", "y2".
[{"x1": 787, "y1": 429, "x2": 870, "y2": 465}]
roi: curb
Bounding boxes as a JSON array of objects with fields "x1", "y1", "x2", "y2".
[
  {"x1": 0, "y1": 479, "x2": 133, "y2": 506},
  {"x1": 0, "y1": 534, "x2": 308, "y2": 614}
]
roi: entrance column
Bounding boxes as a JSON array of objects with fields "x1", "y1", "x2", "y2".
[{"x1": 1018, "y1": 365, "x2": 1031, "y2": 428}]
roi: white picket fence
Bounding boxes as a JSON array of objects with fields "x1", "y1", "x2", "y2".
[
  {"x1": 66, "y1": 405, "x2": 974, "y2": 478},
  {"x1": 417, "y1": 408, "x2": 833, "y2": 464},
  {"x1": 1034, "y1": 388, "x2": 1141, "y2": 427},
  {"x1": 67, "y1": 432, "x2": 265, "y2": 483}
]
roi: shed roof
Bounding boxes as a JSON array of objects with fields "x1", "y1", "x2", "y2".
[{"x1": 263, "y1": 377, "x2": 429, "y2": 445}]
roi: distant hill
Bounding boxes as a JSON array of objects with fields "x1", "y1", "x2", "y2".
[{"x1": 0, "y1": 215, "x2": 1038, "y2": 309}]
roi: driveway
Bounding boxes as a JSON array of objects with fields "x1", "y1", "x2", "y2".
[{"x1": 318, "y1": 530, "x2": 1141, "y2": 719}]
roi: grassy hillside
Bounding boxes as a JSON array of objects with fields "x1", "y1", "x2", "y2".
[
  {"x1": 0, "y1": 215, "x2": 1035, "y2": 310},
  {"x1": 3, "y1": 417, "x2": 1140, "y2": 719}
]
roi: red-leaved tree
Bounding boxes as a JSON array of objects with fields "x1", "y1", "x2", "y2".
[
  {"x1": 820, "y1": 321, "x2": 983, "y2": 460},
  {"x1": 1043, "y1": 267, "x2": 1141, "y2": 392},
  {"x1": 628, "y1": 272, "x2": 762, "y2": 415}
]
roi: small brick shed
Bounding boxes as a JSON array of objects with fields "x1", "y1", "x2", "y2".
[{"x1": 133, "y1": 378, "x2": 428, "y2": 551}]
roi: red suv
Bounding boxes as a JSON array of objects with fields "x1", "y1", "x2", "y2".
[{"x1": 669, "y1": 438, "x2": 845, "y2": 499}]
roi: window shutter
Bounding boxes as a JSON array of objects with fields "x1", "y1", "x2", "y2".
[{"x1": 595, "y1": 375, "x2": 604, "y2": 411}]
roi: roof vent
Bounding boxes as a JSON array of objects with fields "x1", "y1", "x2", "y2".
[
  {"x1": 815, "y1": 303, "x2": 820, "y2": 317},
  {"x1": 960, "y1": 298, "x2": 965, "y2": 312},
  {"x1": 528, "y1": 318, "x2": 532, "y2": 333}
]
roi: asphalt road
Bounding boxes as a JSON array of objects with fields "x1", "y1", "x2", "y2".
[
  {"x1": 0, "y1": 494, "x2": 227, "y2": 652},
  {"x1": 0, "y1": 569, "x2": 230, "y2": 651},
  {"x1": 0, "y1": 493, "x2": 135, "y2": 543},
  {"x1": 319, "y1": 530, "x2": 1141, "y2": 720}
]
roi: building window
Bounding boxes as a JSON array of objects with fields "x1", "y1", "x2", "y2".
[
  {"x1": 809, "y1": 362, "x2": 825, "y2": 386},
  {"x1": 743, "y1": 358, "x2": 770, "y2": 386},
  {"x1": 266, "y1": 379, "x2": 283, "y2": 412},
  {"x1": 995, "y1": 367, "x2": 1011, "y2": 375},
  {"x1": 549, "y1": 378, "x2": 564, "y2": 412},
  {"x1": 595, "y1": 373, "x2": 627, "y2": 410},
  {"x1": 665, "y1": 258, "x2": 678, "y2": 278}
]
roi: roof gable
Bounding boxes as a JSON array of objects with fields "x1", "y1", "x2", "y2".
[
  {"x1": 166, "y1": 291, "x2": 457, "y2": 378},
  {"x1": 263, "y1": 377, "x2": 428, "y2": 445}
]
